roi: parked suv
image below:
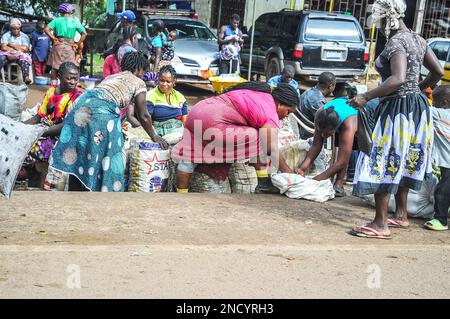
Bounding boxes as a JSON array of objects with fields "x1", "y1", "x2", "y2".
[{"x1": 240, "y1": 10, "x2": 368, "y2": 82}]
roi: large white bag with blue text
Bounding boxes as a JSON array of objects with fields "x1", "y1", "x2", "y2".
[
  {"x1": 0, "y1": 114, "x2": 45, "y2": 199},
  {"x1": 128, "y1": 140, "x2": 171, "y2": 192},
  {"x1": 271, "y1": 173, "x2": 335, "y2": 202}
]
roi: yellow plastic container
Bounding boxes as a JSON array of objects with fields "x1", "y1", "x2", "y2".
[
  {"x1": 442, "y1": 62, "x2": 450, "y2": 85},
  {"x1": 209, "y1": 75, "x2": 247, "y2": 94}
]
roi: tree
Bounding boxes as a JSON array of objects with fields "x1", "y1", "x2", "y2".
[{"x1": 1, "y1": 0, "x2": 107, "y2": 26}]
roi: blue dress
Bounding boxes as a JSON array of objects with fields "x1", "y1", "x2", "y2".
[{"x1": 50, "y1": 71, "x2": 147, "y2": 191}]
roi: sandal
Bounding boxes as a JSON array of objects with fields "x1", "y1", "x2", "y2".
[
  {"x1": 334, "y1": 186, "x2": 345, "y2": 197},
  {"x1": 387, "y1": 218, "x2": 410, "y2": 229},
  {"x1": 424, "y1": 219, "x2": 448, "y2": 231},
  {"x1": 350, "y1": 225, "x2": 392, "y2": 239}
]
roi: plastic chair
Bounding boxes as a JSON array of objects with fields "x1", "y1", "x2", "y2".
[{"x1": 0, "y1": 62, "x2": 33, "y2": 84}]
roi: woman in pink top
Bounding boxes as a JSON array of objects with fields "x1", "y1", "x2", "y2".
[
  {"x1": 103, "y1": 53, "x2": 121, "y2": 78},
  {"x1": 172, "y1": 82, "x2": 299, "y2": 193}
]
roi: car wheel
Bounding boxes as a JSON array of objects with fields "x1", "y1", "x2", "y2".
[{"x1": 266, "y1": 57, "x2": 281, "y2": 79}]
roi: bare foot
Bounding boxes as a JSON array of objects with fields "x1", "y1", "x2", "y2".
[{"x1": 24, "y1": 77, "x2": 32, "y2": 85}]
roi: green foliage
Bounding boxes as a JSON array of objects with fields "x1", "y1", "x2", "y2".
[{"x1": 2, "y1": 0, "x2": 107, "y2": 26}]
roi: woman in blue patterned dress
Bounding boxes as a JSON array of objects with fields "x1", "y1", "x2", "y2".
[
  {"x1": 50, "y1": 51, "x2": 168, "y2": 192},
  {"x1": 347, "y1": 0, "x2": 443, "y2": 239}
]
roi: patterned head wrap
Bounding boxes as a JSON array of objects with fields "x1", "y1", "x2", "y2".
[
  {"x1": 371, "y1": 0, "x2": 407, "y2": 38},
  {"x1": 10, "y1": 18, "x2": 21, "y2": 27},
  {"x1": 58, "y1": 3, "x2": 75, "y2": 14}
]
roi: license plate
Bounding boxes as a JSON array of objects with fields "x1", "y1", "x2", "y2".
[
  {"x1": 325, "y1": 50, "x2": 342, "y2": 60},
  {"x1": 190, "y1": 69, "x2": 199, "y2": 75}
]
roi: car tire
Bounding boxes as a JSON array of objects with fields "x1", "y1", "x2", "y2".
[{"x1": 266, "y1": 56, "x2": 281, "y2": 80}]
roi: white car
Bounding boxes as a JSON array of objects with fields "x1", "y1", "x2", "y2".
[
  {"x1": 421, "y1": 37, "x2": 450, "y2": 80},
  {"x1": 143, "y1": 16, "x2": 220, "y2": 84}
]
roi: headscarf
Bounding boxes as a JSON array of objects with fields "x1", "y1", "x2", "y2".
[
  {"x1": 10, "y1": 18, "x2": 21, "y2": 27},
  {"x1": 272, "y1": 83, "x2": 299, "y2": 108},
  {"x1": 58, "y1": 3, "x2": 75, "y2": 14},
  {"x1": 371, "y1": 0, "x2": 407, "y2": 38}
]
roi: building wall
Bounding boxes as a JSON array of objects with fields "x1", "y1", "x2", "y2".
[
  {"x1": 195, "y1": 0, "x2": 213, "y2": 27},
  {"x1": 243, "y1": 0, "x2": 304, "y2": 28}
]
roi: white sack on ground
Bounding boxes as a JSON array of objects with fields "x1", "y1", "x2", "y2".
[
  {"x1": 363, "y1": 175, "x2": 438, "y2": 219},
  {"x1": 0, "y1": 114, "x2": 45, "y2": 199},
  {"x1": 271, "y1": 173, "x2": 335, "y2": 203},
  {"x1": 280, "y1": 139, "x2": 310, "y2": 171}
]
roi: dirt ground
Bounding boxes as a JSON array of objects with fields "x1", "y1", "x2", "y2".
[
  {"x1": 0, "y1": 192, "x2": 449, "y2": 298},
  {"x1": 2, "y1": 79, "x2": 449, "y2": 299}
]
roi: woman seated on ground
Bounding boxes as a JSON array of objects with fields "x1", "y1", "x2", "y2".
[
  {"x1": 171, "y1": 82, "x2": 299, "y2": 193},
  {"x1": 23, "y1": 62, "x2": 82, "y2": 187},
  {"x1": 128, "y1": 65, "x2": 187, "y2": 137},
  {"x1": 50, "y1": 51, "x2": 168, "y2": 192},
  {"x1": 297, "y1": 82, "x2": 358, "y2": 196},
  {"x1": 0, "y1": 19, "x2": 32, "y2": 84}
]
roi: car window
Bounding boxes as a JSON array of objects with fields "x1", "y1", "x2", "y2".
[
  {"x1": 147, "y1": 20, "x2": 216, "y2": 40},
  {"x1": 254, "y1": 14, "x2": 269, "y2": 36},
  {"x1": 281, "y1": 14, "x2": 300, "y2": 38},
  {"x1": 431, "y1": 41, "x2": 450, "y2": 61},
  {"x1": 304, "y1": 18, "x2": 362, "y2": 43},
  {"x1": 266, "y1": 14, "x2": 281, "y2": 37}
]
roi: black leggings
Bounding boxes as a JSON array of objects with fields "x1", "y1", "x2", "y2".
[{"x1": 434, "y1": 167, "x2": 450, "y2": 226}]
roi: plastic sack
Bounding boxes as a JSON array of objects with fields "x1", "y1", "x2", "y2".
[
  {"x1": 189, "y1": 171, "x2": 231, "y2": 193},
  {"x1": 278, "y1": 117, "x2": 298, "y2": 148},
  {"x1": 306, "y1": 137, "x2": 329, "y2": 174},
  {"x1": 228, "y1": 162, "x2": 257, "y2": 194},
  {"x1": 0, "y1": 114, "x2": 45, "y2": 199},
  {"x1": 0, "y1": 83, "x2": 28, "y2": 121},
  {"x1": 271, "y1": 173, "x2": 335, "y2": 202},
  {"x1": 363, "y1": 175, "x2": 438, "y2": 219},
  {"x1": 280, "y1": 139, "x2": 310, "y2": 171},
  {"x1": 128, "y1": 140, "x2": 171, "y2": 192}
]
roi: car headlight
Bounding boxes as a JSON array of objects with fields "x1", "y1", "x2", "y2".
[{"x1": 171, "y1": 54, "x2": 182, "y2": 64}]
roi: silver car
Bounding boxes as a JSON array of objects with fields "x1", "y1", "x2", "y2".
[
  {"x1": 143, "y1": 16, "x2": 220, "y2": 83},
  {"x1": 420, "y1": 37, "x2": 450, "y2": 81}
]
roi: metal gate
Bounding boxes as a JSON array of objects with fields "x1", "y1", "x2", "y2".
[
  {"x1": 305, "y1": 0, "x2": 377, "y2": 41},
  {"x1": 305, "y1": 0, "x2": 450, "y2": 40},
  {"x1": 422, "y1": 0, "x2": 450, "y2": 39}
]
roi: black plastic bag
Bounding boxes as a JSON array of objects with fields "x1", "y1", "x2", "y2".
[{"x1": 357, "y1": 107, "x2": 375, "y2": 156}]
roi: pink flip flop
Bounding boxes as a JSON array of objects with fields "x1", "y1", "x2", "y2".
[
  {"x1": 350, "y1": 225, "x2": 392, "y2": 239},
  {"x1": 387, "y1": 218, "x2": 410, "y2": 229}
]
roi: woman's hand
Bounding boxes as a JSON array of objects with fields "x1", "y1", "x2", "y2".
[
  {"x1": 347, "y1": 94, "x2": 368, "y2": 109},
  {"x1": 53, "y1": 38, "x2": 61, "y2": 46},
  {"x1": 296, "y1": 169, "x2": 306, "y2": 177},
  {"x1": 152, "y1": 135, "x2": 169, "y2": 150},
  {"x1": 75, "y1": 53, "x2": 82, "y2": 64}
]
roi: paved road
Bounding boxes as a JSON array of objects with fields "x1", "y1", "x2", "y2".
[{"x1": 1, "y1": 192, "x2": 449, "y2": 298}]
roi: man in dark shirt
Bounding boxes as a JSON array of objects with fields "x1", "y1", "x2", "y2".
[{"x1": 298, "y1": 72, "x2": 336, "y2": 138}]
